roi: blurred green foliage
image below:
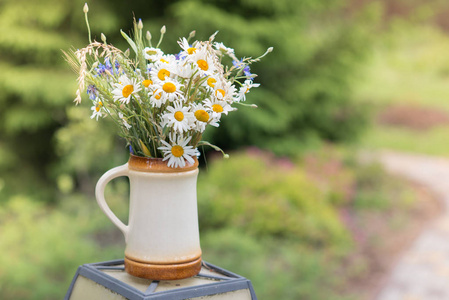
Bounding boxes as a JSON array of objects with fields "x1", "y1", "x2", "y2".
[
  {"x1": 0, "y1": 196, "x2": 100, "y2": 300},
  {"x1": 198, "y1": 151, "x2": 354, "y2": 299},
  {"x1": 199, "y1": 152, "x2": 351, "y2": 248},
  {"x1": 0, "y1": 0, "x2": 397, "y2": 299},
  {"x1": 0, "y1": 0, "x2": 376, "y2": 203},
  {"x1": 0, "y1": 182, "x2": 129, "y2": 299},
  {"x1": 352, "y1": 162, "x2": 415, "y2": 211},
  {"x1": 0, "y1": 149, "x2": 422, "y2": 299},
  {"x1": 355, "y1": 22, "x2": 449, "y2": 156}
]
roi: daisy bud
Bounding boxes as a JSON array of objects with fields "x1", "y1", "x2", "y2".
[
  {"x1": 138, "y1": 19, "x2": 143, "y2": 30},
  {"x1": 189, "y1": 30, "x2": 196, "y2": 39},
  {"x1": 83, "y1": 3, "x2": 89, "y2": 13},
  {"x1": 160, "y1": 25, "x2": 166, "y2": 34},
  {"x1": 250, "y1": 104, "x2": 258, "y2": 108},
  {"x1": 267, "y1": 47, "x2": 273, "y2": 53},
  {"x1": 224, "y1": 154, "x2": 230, "y2": 159},
  {"x1": 146, "y1": 31, "x2": 152, "y2": 41},
  {"x1": 101, "y1": 33, "x2": 107, "y2": 43}
]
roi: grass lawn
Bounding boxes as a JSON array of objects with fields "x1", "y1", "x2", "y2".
[
  {"x1": 354, "y1": 23, "x2": 449, "y2": 156},
  {"x1": 361, "y1": 126, "x2": 449, "y2": 156}
]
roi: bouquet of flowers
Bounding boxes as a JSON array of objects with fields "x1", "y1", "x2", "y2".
[{"x1": 64, "y1": 4, "x2": 272, "y2": 168}]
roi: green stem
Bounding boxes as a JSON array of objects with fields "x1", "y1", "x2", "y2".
[{"x1": 84, "y1": 11, "x2": 92, "y2": 44}]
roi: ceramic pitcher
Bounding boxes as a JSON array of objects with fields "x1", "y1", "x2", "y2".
[{"x1": 95, "y1": 155, "x2": 202, "y2": 280}]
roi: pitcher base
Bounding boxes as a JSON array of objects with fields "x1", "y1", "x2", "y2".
[{"x1": 124, "y1": 256, "x2": 202, "y2": 280}]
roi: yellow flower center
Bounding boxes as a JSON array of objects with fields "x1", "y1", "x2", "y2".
[
  {"x1": 163, "y1": 82, "x2": 176, "y2": 93},
  {"x1": 171, "y1": 145, "x2": 184, "y2": 158},
  {"x1": 98, "y1": 101, "x2": 103, "y2": 106},
  {"x1": 174, "y1": 111, "x2": 184, "y2": 121},
  {"x1": 212, "y1": 104, "x2": 223, "y2": 113},
  {"x1": 122, "y1": 85, "x2": 134, "y2": 98},
  {"x1": 194, "y1": 109, "x2": 209, "y2": 122},
  {"x1": 215, "y1": 89, "x2": 225, "y2": 98},
  {"x1": 95, "y1": 106, "x2": 100, "y2": 112},
  {"x1": 146, "y1": 49, "x2": 158, "y2": 56},
  {"x1": 158, "y1": 69, "x2": 170, "y2": 80},
  {"x1": 187, "y1": 47, "x2": 197, "y2": 55},
  {"x1": 160, "y1": 58, "x2": 169, "y2": 63},
  {"x1": 197, "y1": 59, "x2": 209, "y2": 71},
  {"x1": 143, "y1": 79, "x2": 153, "y2": 87},
  {"x1": 153, "y1": 91, "x2": 162, "y2": 100},
  {"x1": 207, "y1": 77, "x2": 217, "y2": 88}
]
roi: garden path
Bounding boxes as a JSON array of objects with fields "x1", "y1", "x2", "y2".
[{"x1": 373, "y1": 150, "x2": 449, "y2": 300}]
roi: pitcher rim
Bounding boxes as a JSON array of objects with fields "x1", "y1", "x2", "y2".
[{"x1": 128, "y1": 155, "x2": 199, "y2": 173}]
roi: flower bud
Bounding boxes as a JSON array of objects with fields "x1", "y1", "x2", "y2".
[
  {"x1": 101, "y1": 33, "x2": 106, "y2": 43},
  {"x1": 267, "y1": 47, "x2": 273, "y2": 53},
  {"x1": 146, "y1": 31, "x2": 152, "y2": 41},
  {"x1": 189, "y1": 30, "x2": 196, "y2": 39},
  {"x1": 160, "y1": 25, "x2": 166, "y2": 34},
  {"x1": 138, "y1": 19, "x2": 143, "y2": 30},
  {"x1": 83, "y1": 3, "x2": 89, "y2": 13}
]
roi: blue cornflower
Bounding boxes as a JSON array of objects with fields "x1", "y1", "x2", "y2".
[
  {"x1": 104, "y1": 57, "x2": 114, "y2": 74},
  {"x1": 233, "y1": 59, "x2": 253, "y2": 79},
  {"x1": 114, "y1": 60, "x2": 121, "y2": 74},
  {"x1": 95, "y1": 63, "x2": 106, "y2": 76},
  {"x1": 86, "y1": 85, "x2": 98, "y2": 100},
  {"x1": 175, "y1": 50, "x2": 184, "y2": 60}
]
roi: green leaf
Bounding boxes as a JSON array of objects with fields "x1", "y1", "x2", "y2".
[{"x1": 120, "y1": 29, "x2": 138, "y2": 55}]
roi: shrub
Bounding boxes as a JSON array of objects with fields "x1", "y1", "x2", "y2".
[{"x1": 198, "y1": 151, "x2": 351, "y2": 249}]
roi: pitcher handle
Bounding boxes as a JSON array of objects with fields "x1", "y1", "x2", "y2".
[{"x1": 95, "y1": 163, "x2": 129, "y2": 240}]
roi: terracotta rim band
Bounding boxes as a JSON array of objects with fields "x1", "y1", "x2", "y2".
[
  {"x1": 128, "y1": 155, "x2": 199, "y2": 173},
  {"x1": 124, "y1": 256, "x2": 202, "y2": 280}
]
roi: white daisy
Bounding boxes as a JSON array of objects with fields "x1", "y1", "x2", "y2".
[
  {"x1": 149, "y1": 61, "x2": 173, "y2": 82},
  {"x1": 142, "y1": 78, "x2": 154, "y2": 90},
  {"x1": 143, "y1": 47, "x2": 163, "y2": 61},
  {"x1": 90, "y1": 100, "x2": 105, "y2": 120},
  {"x1": 158, "y1": 134, "x2": 199, "y2": 168},
  {"x1": 173, "y1": 59, "x2": 197, "y2": 79},
  {"x1": 204, "y1": 98, "x2": 235, "y2": 120},
  {"x1": 112, "y1": 75, "x2": 141, "y2": 104},
  {"x1": 214, "y1": 42, "x2": 235, "y2": 56},
  {"x1": 191, "y1": 103, "x2": 219, "y2": 132},
  {"x1": 152, "y1": 78, "x2": 185, "y2": 103},
  {"x1": 157, "y1": 54, "x2": 177, "y2": 65},
  {"x1": 237, "y1": 79, "x2": 260, "y2": 102},
  {"x1": 178, "y1": 37, "x2": 200, "y2": 56},
  {"x1": 213, "y1": 80, "x2": 236, "y2": 102},
  {"x1": 162, "y1": 101, "x2": 194, "y2": 133},
  {"x1": 149, "y1": 89, "x2": 167, "y2": 108},
  {"x1": 203, "y1": 74, "x2": 221, "y2": 91},
  {"x1": 188, "y1": 47, "x2": 216, "y2": 76}
]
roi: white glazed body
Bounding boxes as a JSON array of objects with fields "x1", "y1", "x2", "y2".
[
  {"x1": 125, "y1": 168, "x2": 201, "y2": 263},
  {"x1": 95, "y1": 160, "x2": 202, "y2": 267}
]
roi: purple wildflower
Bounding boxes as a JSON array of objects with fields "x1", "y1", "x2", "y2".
[
  {"x1": 95, "y1": 63, "x2": 106, "y2": 76},
  {"x1": 114, "y1": 60, "x2": 121, "y2": 74},
  {"x1": 104, "y1": 57, "x2": 114, "y2": 73},
  {"x1": 86, "y1": 85, "x2": 98, "y2": 100},
  {"x1": 233, "y1": 59, "x2": 253, "y2": 79}
]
